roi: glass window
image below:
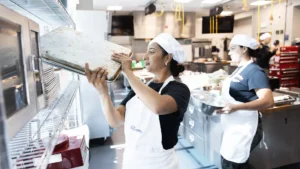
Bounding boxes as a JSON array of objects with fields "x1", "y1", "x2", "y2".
[
  {"x1": 30, "y1": 31, "x2": 43, "y2": 96},
  {"x1": 0, "y1": 21, "x2": 28, "y2": 118}
]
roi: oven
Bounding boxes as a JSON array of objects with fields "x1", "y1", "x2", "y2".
[{"x1": 0, "y1": 5, "x2": 45, "y2": 140}]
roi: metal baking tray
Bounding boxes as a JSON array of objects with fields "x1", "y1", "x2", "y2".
[
  {"x1": 42, "y1": 57, "x2": 85, "y2": 75},
  {"x1": 275, "y1": 88, "x2": 300, "y2": 98},
  {"x1": 273, "y1": 92, "x2": 296, "y2": 105}
]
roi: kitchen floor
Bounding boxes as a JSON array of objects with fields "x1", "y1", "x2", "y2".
[
  {"x1": 88, "y1": 78, "x2": 217, "y2": 169},
  {"x1": 88, "y1": 127, "x2": 217, "y2": 169}
]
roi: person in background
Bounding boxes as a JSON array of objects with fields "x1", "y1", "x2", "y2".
[
  {"x1": 85, "y1": 33, "x2": 190, "y2": 169},
  {"x1": 218, "y1": 34, "x2": 274, "y2": 169},
  {"x1": 269, "y1": 40, "x2": 280, "y2": 66},
  {"x1": 256, "y1": 33, "x2": 279, "y2": 74}
]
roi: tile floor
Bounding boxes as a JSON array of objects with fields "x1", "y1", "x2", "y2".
[{"x1": 88, "y1": 130, "x2": 217, "y2": 169}]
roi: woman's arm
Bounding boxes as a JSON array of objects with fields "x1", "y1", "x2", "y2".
[
  {"x1": 112, "y1": 53, "x2": 178, "y2": 115},
  {"x1": 99, "y1": 93, "x2": 126, "y2": 128},
  {"x1": 221, "y1": 88, "x2": 274, "y2": 113},
  {"x1": 233, "y1": 88, "x2": 274, "y2": 111},
  {"x1": 124, "y1": 71, "x2": 178, "y2": 115},
  {"x1": 85, "y1": 64, "x2": 125, "y2": 128}
]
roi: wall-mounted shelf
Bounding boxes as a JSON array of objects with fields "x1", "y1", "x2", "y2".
[{"x1": 0, "y1": 0, "x2": 75, "y2": 27}]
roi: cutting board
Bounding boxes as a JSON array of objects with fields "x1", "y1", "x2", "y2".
[{"x1": 40, "y1": 27, "x2": 131, "y2": 81}]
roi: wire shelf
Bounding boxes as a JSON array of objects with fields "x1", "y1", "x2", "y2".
[{"x1": 8, "y1": 81, "x2": 79, "y2": 169}]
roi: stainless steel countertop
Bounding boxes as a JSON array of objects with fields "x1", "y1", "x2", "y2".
[{"x1": 192, "y1": 62, "x2": 230, "y2": 65}]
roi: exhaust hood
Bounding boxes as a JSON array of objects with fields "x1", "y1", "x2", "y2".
[{"x1": 0, "y1": 0, "x2": 75, "y2": 26}]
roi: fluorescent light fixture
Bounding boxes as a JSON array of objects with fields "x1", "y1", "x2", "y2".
[
  {"x1": 250, "y1": 0, "x2": 271, "y2": 6},
  {"x1": 220, "y1": 11, "x2": 233, "y2": 16},
  {"x1": 175, "y1": 0, "x2": 194, "y2": 3},
  {"x1": 201, "y1": 0, "x2": 224, "y2": 4},
  {"x1": 107, "y1": 5, "x2": 123, "y2": 10}
]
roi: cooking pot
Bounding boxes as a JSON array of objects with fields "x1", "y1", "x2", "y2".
[{"x1": 191, "y1": 90, "x2": 226, "y2": 116}]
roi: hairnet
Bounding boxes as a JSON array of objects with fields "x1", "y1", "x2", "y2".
[
  {"x1": 149, "y1": 33, "x2": 185, "y2": 63},
  {"x1": 230, "y1": 34, "x2": 259, "y2": 50},
  {"x1": 260, "y1": 33, "x2": 272, "y2": 41}
]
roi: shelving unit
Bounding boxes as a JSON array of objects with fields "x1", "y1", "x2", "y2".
[
  {"x1": 7, "y1": 81, "x2": 79, "y2": 169},
  {"x1": 0, "y1": 0, "x2": 75, "y2": 27}
]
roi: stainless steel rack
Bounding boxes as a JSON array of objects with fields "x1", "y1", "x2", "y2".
[
  {"x1": 7, "y1": 81, "x2": 79, "y2": 169},
  {"x1": 0, "y1": 0, "x2": 75, "y2": 27}
]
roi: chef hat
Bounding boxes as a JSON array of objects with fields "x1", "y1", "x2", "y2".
[
  {"x1": 149, "y1": 33, "x2": 185, "y2": 63},
  {"x1": 260, "y1": 33, "x2": 272, "y2": 41},
  {"x1": 230, "y1": 34, "x2": 259, "y2": 50}
]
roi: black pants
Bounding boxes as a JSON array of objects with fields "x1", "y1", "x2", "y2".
[{"x1": 221, "y1": 116, "x2": 263, "y2": 169}]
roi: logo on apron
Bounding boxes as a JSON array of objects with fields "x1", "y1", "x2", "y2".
[{"x1": 130, "y1": 125, "x2": 143, "y2": 133}]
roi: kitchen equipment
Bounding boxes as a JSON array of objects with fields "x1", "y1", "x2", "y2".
[
  {"x1": 1, "y1": 6, "x2": 45, "y2": 140},
  {"x1": 47, "y1": 135, "x2": 87, "y2": 169},
  {"x1": 40, "y1": 27, "x2": 131, "y2": 81},
  {"x1": 192, "y1": 39, "x2": 212, "y2": 60},
  {"x1": 183, "y1": 45, "x2": 193, "y2": 62},
  {"x1": 269, "y1": 76, "x2": 280, "y2": 91},
  {"x1": 207, "y1": 58, "x2": 213, "y2": 62},
  {"x1": 269, "y1": 46, "x2": 299, "y2": 87},
  {"x1": 133, "y1": 11, "x2": 196, "y2": 39},
  {"x1": 272, "y1": 92, "x2": 296, "y2": 106},
  {"x1": 275, "y1": 88, "x2": 300, "y2": 101},
  {"x1": 191, "y1": 89, "x2": 226, "y2": 116}
]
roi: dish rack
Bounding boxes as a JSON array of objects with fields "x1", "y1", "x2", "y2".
[{"x1": 269, "y1": 46, "x2": 299, "y2": 87}]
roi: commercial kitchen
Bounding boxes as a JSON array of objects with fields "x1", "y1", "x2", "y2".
[{"x1": 1, "y1": 0, "x2": 300, "y2": 169}]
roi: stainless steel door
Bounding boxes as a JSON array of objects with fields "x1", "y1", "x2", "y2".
[
  {"x1": 0, "y1": 5, "x2": 39, "y2": 140},
  {"x1": 30, "y1": 28, "x2": 46, "y2": 111},
  {"x1": 0, "y1": 82, "x2": 10, "y2": 169}
]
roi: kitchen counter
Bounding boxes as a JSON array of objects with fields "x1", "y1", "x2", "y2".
[
  {"x1": 186, "y1": 62, "x2": 230, "y2": 73},
  {"x1": 180, "y1": 90, "x2": 300, "y2": 168},
  {"x1": 261, "y1": 103, "x2": 300, "y2": 113},
  {"x1": 123, "y1": 69, "x2": 154, "y2": 88},
  {"x1": 197, "y1": 61, "x2": 230, "y2": 65}
]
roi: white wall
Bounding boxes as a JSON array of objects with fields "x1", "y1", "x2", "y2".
[
  {"x1": 292, "y1": 7, "x2": 300, "y2": 39},
  {"x1": 234, "y1": 17, "x2": 252, "y2": 36},
  {"x1": 73, "y1": 10, "x2": 108, "y2": 40},
  {"x1": 251, "y1": 0, "x2": 300, "y2": 45}
]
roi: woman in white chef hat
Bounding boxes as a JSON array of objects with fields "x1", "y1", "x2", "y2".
[
  {"x1": 256, "y1": 32, "x2": 278, "y2": 74},
  {"x1": 85, "y1": 33, "x2": 190, "y2": 169},
  {"x1": 218, "y1": 34, "x2": 274, "y2": 169}
]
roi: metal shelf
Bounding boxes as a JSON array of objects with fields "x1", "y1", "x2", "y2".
[
  {"x1": 0, "y1": 0, "x2": 75, "y2": 27},
  {"x1": 8, "y1": 81, "x2": 79, "y2": 169}
]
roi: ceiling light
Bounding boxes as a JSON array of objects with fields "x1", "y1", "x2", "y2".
[
  {"x1": 250, "y1": 0, "x2": 271, "y2": 6},
  {"x1": 107, "y1": 6, "x2": 123, "y2": 11},
  {"x1": 201, "y1": 0, "x2": 224, "y2": 4},
  {"x1": 175, "y1": 0, "x2": 194, "y2": 3},
  {"x1": 220, "y1": 11, "x2": 233, "y2": 16}
]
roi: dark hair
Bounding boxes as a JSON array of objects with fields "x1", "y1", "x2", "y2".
[
  {"x1": 240, "y1": 46, "x2": 260, "y2": 58},
  {"x1": 159, "y1": 45, "x2": 185, "y2": 77},
  {"x1": 274, "y1": 40, "x2": 280, "y2": 46}
]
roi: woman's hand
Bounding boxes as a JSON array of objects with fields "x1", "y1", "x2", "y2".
[
  {"x1": 112, "y1": 53, "x2": 132, "y2": 74},
  {"x1": 217, "y1": 103, "x2": 238, "y2": 114},
  {"x1": 85, "y1": 63, "x2": 109, "y2": 95}
]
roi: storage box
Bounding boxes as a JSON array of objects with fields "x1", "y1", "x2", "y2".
[{"x1": 47, "y1": 135, "x2": 87, "y2": 169}]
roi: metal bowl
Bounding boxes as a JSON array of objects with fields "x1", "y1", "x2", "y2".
[{"x1": 191, "y1": 90, "x2": 226, "y2": 116}]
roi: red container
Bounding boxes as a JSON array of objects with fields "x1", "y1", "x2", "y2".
[
  {"x1": 270, "y1": 46, "x2": 300, "y2": 87},
  {"x1": 269, "y1": 68, "x2": 300, "y2": 77},
  {"x1": 47, "y1": 135, "x2": 87, "y2": 169},
  {"x1": 280, "y1": 46, "x2": 299, "y2": 53},
  {"x1": 280, "y1": 77, "x2": 299, "y2": 87}
]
